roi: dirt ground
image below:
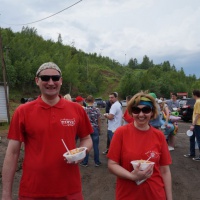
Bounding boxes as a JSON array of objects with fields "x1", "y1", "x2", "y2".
[{"x1": 0, "y1": 116, "x2": 200, "y2": 200}]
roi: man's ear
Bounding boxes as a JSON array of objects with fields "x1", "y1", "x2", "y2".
[{"x1": 35, "y1": 77, "x2": 39, "y2": 86}]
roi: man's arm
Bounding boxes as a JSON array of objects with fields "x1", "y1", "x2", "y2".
[
  {"x1": 105, "y1": 113, "x2": 114, "y2": 120},
  {"x1": 79, "y1": 135, "x2": 92, "y2": 153},
  {"x1": 193, "y1": 113, "x2": 200, "y2": 125},
  {"x1": 2, "y1": 139, "x2": 21, "y2": 200}
]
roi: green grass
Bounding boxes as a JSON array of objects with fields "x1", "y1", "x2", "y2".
[{"x1": 0, "y1": 122, "x2": 9, "y2": 131}]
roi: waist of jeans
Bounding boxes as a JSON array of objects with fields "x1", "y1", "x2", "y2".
[{"x1": 108, "y1": 129, "x2": 115, "y2": 133}]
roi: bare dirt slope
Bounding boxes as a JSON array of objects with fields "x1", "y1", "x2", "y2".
[{"x1": 0, "y1": 119, "x2": 200, "y2": 200}]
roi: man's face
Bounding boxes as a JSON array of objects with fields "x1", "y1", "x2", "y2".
[
  {"x1": 193, "y1": 94, "x2": 197, "y2": 100},
  {"x1": 171, "y1": 95, "x2": 177, "y2": 101},
  {"x1": 109, "y1": 94, "x2": 117, "y2": 103},
  {"x1": 35, "y1": 69, "x2": 62, "y2": 99}
]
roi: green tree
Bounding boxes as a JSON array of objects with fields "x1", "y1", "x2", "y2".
[
  {"x1": 128, "y1": 58, "x2": 138, "y2": 69},
  {"x1": 1, "y1": 27, "x2": 199, "y2": 99},
  {"x1": 62, "y1": 57, "x2": 79, "y2": 95},
  {"x1": 140, "y1": 55, "x2": 153, "y2": 69}
]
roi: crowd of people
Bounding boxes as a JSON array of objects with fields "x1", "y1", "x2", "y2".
[{"x1": 1, "y1": 61, "x2": 200, "y2": 200}]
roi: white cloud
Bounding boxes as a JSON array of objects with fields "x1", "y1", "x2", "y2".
[{"x1": 1, "y1": 0, "x2": 200, "y2": 77}]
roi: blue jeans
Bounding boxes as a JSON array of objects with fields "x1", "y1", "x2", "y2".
[
  {"x1": 108, "y1": 130, "x2": 114, "y2": 142},
  {"x1": 160, "y1": 119, "x2": 174, "y2": 139},
  {"x1": 189, "y1": 125, "x2": 200, "y2": 156},
  {"x1": 82, "y1": 127, "x2": 100, "y2": 164}
]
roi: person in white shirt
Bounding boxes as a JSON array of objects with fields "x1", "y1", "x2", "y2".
[{"x1": 104, "y1": 92, "x2": 123, "y2": 142}]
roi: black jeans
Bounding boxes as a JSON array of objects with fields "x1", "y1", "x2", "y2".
[{"x1": 190, "y1": 125, "x2": 200, "y2": 156}]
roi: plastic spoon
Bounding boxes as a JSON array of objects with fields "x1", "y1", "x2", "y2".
[
  {"x1": 145, "y1": 156, "x2": 152, "y2": 162},
  {"x1": 61, "y1": 139, "x2": 71, "y2": 155}
]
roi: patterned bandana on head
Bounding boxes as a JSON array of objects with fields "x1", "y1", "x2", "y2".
[
  {"x1": 36, "y1": 62, "x2": 62, "y2": 76},
  {"x1": 139, "y1": 97, "x2": 153, "y2": 107}
]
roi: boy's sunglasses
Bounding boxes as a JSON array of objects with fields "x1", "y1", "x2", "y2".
[
  {"x1": 38, "y1": 75, "x2": 61, "y2": 82},
  {"x1": 132, "y1": 106, "x2": 152, "y2": 114}
]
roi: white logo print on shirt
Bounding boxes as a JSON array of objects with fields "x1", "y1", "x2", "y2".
[
  {"x1": 60, "y1": 118, "x2": 75, "y2": 126},
  {"x1": 145, "y1": 151, "x2": 160, "y2": 161}
]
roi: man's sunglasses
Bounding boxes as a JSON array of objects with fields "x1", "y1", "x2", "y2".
[
  {"x1": 38, "y1": 75, "x2": 61, "y2": 82},
  {"x1": 132, "y1": 106, "x2": 152, "y2": 114}
]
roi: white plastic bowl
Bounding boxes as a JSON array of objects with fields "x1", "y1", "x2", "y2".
[
  {"x1": 63, "y1": 147, "x2": 87, "y2": 162},
  {"x1": 186, "y1": 130, "x2": 193, "y2": 137},
  {"x1": 131, "y1": 160, "x2": 155, "y2": 171}
]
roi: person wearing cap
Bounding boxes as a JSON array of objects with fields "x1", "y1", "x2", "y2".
[
  {"x1": 149, "y1": 93, "x2": 161, "y2": 129},
  {"x1": 2, "y1": 62, "x2": 93, "y2": 200},
  {"x1": 107, "y1": 92, "x2": 172, "y2": 200},
  {"x1": 158, "y1": 100, "x2": 175, "y2": 151},
  {"x1": 76, "y1": 96, "x2": 86, "y2": 108}
]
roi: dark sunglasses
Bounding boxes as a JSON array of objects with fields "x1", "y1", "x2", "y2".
[
  {"x1": 38, "y1": 75, "x2": 61, "y2": 82},
  {"x1": 132, "y1": 106, "x2": 152, "y2": 114}
]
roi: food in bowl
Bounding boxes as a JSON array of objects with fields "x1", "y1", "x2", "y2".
[
  {"x1": 69, "y1": 148, "x2": 82, "y2": 155},
  {"x1": 131, "y1": 159, "x2": 155, "y2": 171},
  {"x1": 63, "y1": 147, "x2": 87, "y2": 162}
]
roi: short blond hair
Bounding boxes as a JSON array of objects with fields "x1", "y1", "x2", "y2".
[{"x1": 64, "y1": 94, "x2": 72, "y2": 101}]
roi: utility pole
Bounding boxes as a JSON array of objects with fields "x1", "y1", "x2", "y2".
[
  {"x1": 125, "y1": 53, "x2": 126, "y2": 66},
  {"x1": 0, "y1": 28, "x2": 10, "y2": 123},
  {"x1": 100, "y1": 49, "x2": 103, "y2": 56}
]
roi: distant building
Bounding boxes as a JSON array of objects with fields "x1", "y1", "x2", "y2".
[{"x1": 0, "y1": 82, "x2": 9, "y2": 123}]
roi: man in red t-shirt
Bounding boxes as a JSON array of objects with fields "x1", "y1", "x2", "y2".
[{"x1": 2, "y1": 62, "x2": 93, "y2": 200}]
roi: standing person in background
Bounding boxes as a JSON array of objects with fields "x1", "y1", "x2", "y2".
[
  {"x1": 2, "y1": 62, "x2": 93, "y2": 200},
  {"x1": 104, "y1": 92, "x2": 123, "y2": 144},
  {"x1": 76, "y1": 96, "x2": 86, "y2": 108},
  {"x1": 149, "y1": 93, "x2": 161, "y2": 129},
  {"x1": 123, "y1": 95, "x2": 134, "y2": 125},
  {"x1": 184, "y1": 89, "x2": 200, "y2": 161},
  {"x1": 107, "y1": 92, "x2": 172, "y2": 200},
  {"x1": 80, "y1": 95, "x2": 102, "y2": 167},
  {"x1": 102, "y1": 97, "x2": 113, "y2": 155}
]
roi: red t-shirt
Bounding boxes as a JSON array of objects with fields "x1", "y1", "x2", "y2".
[
  {"x1": 107, "y1": 123, "x2": 172, "y2": 200},
  {"x1": 8, "y1": 96, "x2": 93, "y2": 198}
]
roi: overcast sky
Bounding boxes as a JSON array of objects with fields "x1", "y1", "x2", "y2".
[{"x1": 1, "y1": 0, "x2": 200, "y2": 77}]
